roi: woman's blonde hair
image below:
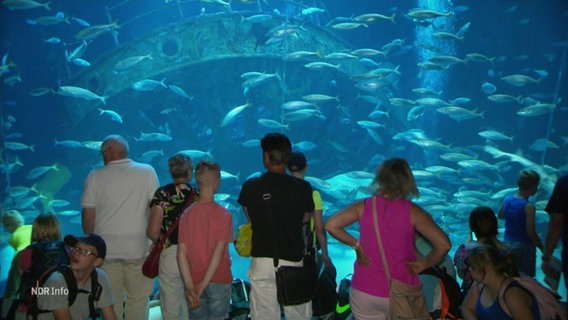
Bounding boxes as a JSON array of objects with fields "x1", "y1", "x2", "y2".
[
  {"x1": 373, "y1": 158, "x2": 419, "y2": 199},
  {"x1": 31, "y1": 213, "x2": 62, "y2": 242}
]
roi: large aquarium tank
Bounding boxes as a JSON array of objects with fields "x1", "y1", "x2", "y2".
[{"x1": 1, "y1": 0, "x2": 567, "y2": 304}]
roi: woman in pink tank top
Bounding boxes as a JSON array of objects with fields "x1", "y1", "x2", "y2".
[{"x1": 325, "y1": 158, "x2": 451, "y2": 319}]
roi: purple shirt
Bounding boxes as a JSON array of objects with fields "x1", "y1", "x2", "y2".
[{"x1": 351, "y1": 196, "x2": 421, "y2": 297}]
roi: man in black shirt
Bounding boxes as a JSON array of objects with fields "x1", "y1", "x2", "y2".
[{"x1": 238, "y1": 132, "x2": 314, "y2": 319}]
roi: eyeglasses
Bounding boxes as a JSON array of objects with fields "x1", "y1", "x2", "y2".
[{"x1": 70, "y1": 246, "x2": 99, "y2": 258}]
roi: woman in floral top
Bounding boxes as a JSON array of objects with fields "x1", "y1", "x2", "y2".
[{"x1": 453, "y1": 206, "x2": 510, "y2": 295}]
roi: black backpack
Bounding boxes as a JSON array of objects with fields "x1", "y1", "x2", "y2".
[
  {"x1": 312, "y1": 263, "x2": 338, "y2": 318},
  {"x1": 421, "y1": 266, "x2": 463, "y2": 320},
  {"x1": 13, "y1": 240, "x2": 102, "y2": 320}
]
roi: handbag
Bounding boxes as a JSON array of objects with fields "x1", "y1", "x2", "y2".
[
  {"x1": 142, "y1": 216, "x2": 181, "y2": 278},
  {"x1": 275, "y1": 253, "x2": 317, "y2": 305},
  {"x1": 142, "y1": 189, "x2": 195, "y2": 278},
  {"x1": 371, "y1": 196, "x2": 429, "y2": 320},
  {"x1": 234, "y1": 222, "x2": 252, "y2": 257}
]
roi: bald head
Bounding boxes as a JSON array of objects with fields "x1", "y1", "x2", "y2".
[{"x1": 101, "y1": 134, "x2": 129, "y2": 163}]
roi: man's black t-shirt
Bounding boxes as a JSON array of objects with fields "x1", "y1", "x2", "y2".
[{"x1": 238, "y1": 171, "x2": 315, "y2": 262}]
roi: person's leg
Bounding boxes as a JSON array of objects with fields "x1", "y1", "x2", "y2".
[
  {"x1": 204, "y1": 283, "x2": 231, "y2": 320},
  {"x1": 158, "y1": 245, "x2": 188, "y2": 320},
  {"x1": 350, "y1": 287, "x2": 388, "y2": 320},
  {"x1": 124, "y1": 258, "x2": 153, "y2": 320},
  {"x1": 248, "y1": 258, "x2": 281, "y2": 320},
  {"x1": 283, "y1": 301, "x2": 312, "y2": 320},
  {"x1": 101, "y1": 260, "x2": 125, "y2": 319}
]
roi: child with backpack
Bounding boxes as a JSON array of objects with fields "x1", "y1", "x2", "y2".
[{"x1": 34, "y1": 234, "x2": 116, "y2": 320}]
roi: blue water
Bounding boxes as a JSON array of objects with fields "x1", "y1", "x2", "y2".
[{"x1": 1, "y1": 0, "x2": 567, "y2": 301}]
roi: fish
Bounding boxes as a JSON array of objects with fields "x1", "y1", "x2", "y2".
[
  {"x1": 417, "y1": 61, "x2": 449, "y2": 70},
  {"x1": 283, "y1": 50, "x2": 321, "y2": 61},
  {"x1": 76, "y1": 21, "x2": 120, "y2": 40},
  {"x1": 6, "y1": 141, "x2": 35, "y2": 152},
  {"x1": 516, "y1": 103, "x2": 556, "y2": 117},
  {"x1": 179, "y1": 149, "x2": 212, "y2": 159},
  {"x1": 140, "y1": 149, "x2": 164, "y2": 160},
  {"x1": 437, "y1": 106, "x2": 484, "y2": 121},
  {"x1": 98, "y1": 108, "x2": 123, "y2": 123},
  {"x1": 500, "y1": 74, "x2": 541, "y2": 87},
  {"x1": 243, "y1": 13, "x2": 272, "y2": 23},
  {"x1": 57, "y1": 210, "x2": 80, "y2": 216},
  {"x1": 81, "y1": 140, "x2": 102, "y2": 150},
  {"x1": 132, "y1": 78, "x2": 167, "y2": 91},
  {"x1": 44, "y1": 37, "x2": 61, "y2": 44},
  {"x1": 416, "y1": 97, "x2": 451, "y2": 108},
  {"x1": 331, "y1": 22, "x2": 368, "y2": 30},
  {"x1": 487, "y1": 94, "x2": 521, "y2": 103},
  {"x1": 54, "y1": 139, "x2": 84, "y2": 148},
  {"x1": 282, "y1": 109, "x2": 322, "y2": 122},
  {"x1": 302, "y1": 94, "x2": 339, "y2": 103},
  {"x1": 220, "y1": 170, "x2": 239, "y2": 181},
  {"x1": 293, "y1": 141, "x2": 317, "y2": 151},
  {"x1": 433, "y1": 32, "x2": 464, "y2": 41},
  {"x1": 3, "y1": 74, "x2": 21, "y2": 86},
  {"x1": 350, "y1": 48, "x2": 387, "y2": 57},
  {"x1": 48, "y1": 199, "x2": 70, "y2": 207},
  {"x1": 57, "y1": 85, "x2": 106, "y2": 104},
  {"x1": 168, "y1": 84, "x2": 192, "y2": 99},
  {"x1": 29, "y1": 87, "x2": 52, "y2": 96},
  {"x1": 354, "y1": 13, "x2": 396, "y2": 24},
  {"x1": 71, "y1": 58, "x2": 90, "y2": 67},
  {"x1": 457, "y1": 159, "x2": 498, "y2": 171},
  {"x1": 221, "y1": 102, "x2": 251, "y2": 127},
  {"x1": 412, "y1": 88, "x2": 442, "y2": 95},
  {"x1": 258, "y1": 119, "x2": 288, "y2": 130},
  {"x1": 135, "y1": 132, "x2": 172, "y2": 142},
  {"x1": 282, "y1": 100, "x2": 314, "y2": 110},
  {"x1": 428, "y1": 55, "x2": 466, "y2": 66},
  {"x1": 66, "y1": 40, "x2": 87, "y2": 62},
  {"x1": 481, "y1": 81, "x2": 497, "y2": 94},
  {"x1": 26, "y1": 163, "x2": 59, "y2": 179},
  {"x1": 32, "y1": 12, "x2": 68, "y2": 25},
  {"x1": 324, "y1": 52, "x2": 359, "y2": 60},
  {"x1": 366, "y1": 128, "x2": 384, "y2": 145},
  {"x1": 114, "y1": 54, "x2": 153, "y2": 71},
  {"x1": 478, "y1": 130, "x2": 514, "y2": 142},
  {"x1": 465, "y1": 53, "x2": 495, "y2": 64},
  {"x1": 301, "y1": 7, "x2": 325, "y2": 16},
  {"x1": 406, "y1": 8, "x2": 452, "y2": 20},
  {"x1": 530, "y1": 138, "x2": 559, "y2": 152},
  {"x1": 356, "y1": 120, "x2": 383, "y2": 130},
  {"x1": 304, "y1": 62, "x2": 341, "y2": 70},
  {"x1": 439, "y1": 152, "x2": 477, "y2": 162},
  {"x1": 3, "y1": 0, "x2": 51, "y2": 11},
  {"x1": 241, "y1": 139, "x2": 260, "y2": 148}
]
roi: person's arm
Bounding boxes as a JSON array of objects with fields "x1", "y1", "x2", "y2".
[
  {"x1": 408, "y1": 204, "x2": 451, "y2": 274},
  {"x1": 177, "y1": 242, "x2": 200, "y2": 309},
  {"x1": 196, "y1": 240, "x2": 227, "y2": 295},
  {"x1": 542, "y1": 212, "x2": 564, "y2": 276},
  {"x1": 314, "y1": 208, "x2": 331, "y2": 266},
  {"x1": 325, "y1": 200, "x2": 369, "y2": 265},
  {"x1": 504, "y1": 286, "x2": 536, "y2": 320},
  {"x1": 462, "y1": 282, "x2": 480, "y2": 320},
  {"x1": 525, "y1": 203, "x2": 543, "y2": 251},
  {"x1": 82, "y1": 207, "x2": 96, "y2": 234},
  {"x1": 100, "y1": 305, "x2": 118, "y2": 320},
  {"x1": 147, "y1": 206, "x2": 164, "y2": 243},
  {"x1": 498, "y1": 203, "x2": 505, "y2": 219},
  {"x1": 242, "y1": 206, "x2": 250, "y2": 222},
  {"x1": 52, "y1": 308, "x2": 73, "y2": 320}
]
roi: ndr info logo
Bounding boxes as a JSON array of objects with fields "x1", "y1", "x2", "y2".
[{"x1": 32, "y1": 283, "x2": 69, "y2": 296}]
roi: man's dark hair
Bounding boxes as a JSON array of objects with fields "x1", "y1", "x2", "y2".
[{"x1": 260, "y1": 133, "x2": 291, "y2": 165}]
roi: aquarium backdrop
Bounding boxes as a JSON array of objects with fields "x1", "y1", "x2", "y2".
[{"x1": 1, "y1": 0, "x2": 567, "y2": 301}]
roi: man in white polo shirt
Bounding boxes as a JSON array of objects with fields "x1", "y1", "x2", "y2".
[{"x1": 81, "y1": 134, "x2": 159, "y2": 320}]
